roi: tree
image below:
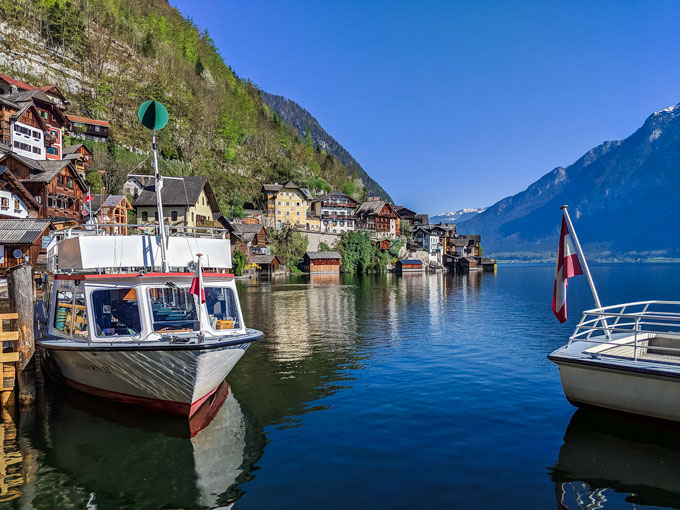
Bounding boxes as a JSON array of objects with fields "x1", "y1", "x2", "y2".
[
  {"x1": 232, "y1": 249, "x2": 246, "y2": 276},
  {"x1": 269, "y1": 226, "x2": 308, "y2": 269},
  {"x1": 319, "y1": 241, "x2": 332, "y2": 252},
  {"x1": 84, "y1": 171, "x2": 103, "y2": 193}
]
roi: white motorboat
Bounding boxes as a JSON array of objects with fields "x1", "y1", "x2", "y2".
[
  {"x1": 38, "y1": 231, "x2": 263, "y2": 417},
  {"x1": 549, "y1": 301, "x2": 680, "y2": 422}
]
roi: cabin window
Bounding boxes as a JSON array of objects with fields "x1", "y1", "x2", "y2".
[
  {"x1": 0, "y1": 198, "x2": 8, "y2": 209},
  {"x1": 171, "y1": 211, "x2": 177, "y2": 221},
  {"x1": 154, "y1": 211, "x2": 158, "y2": 221},
  {"x1": 67, "y1": 177, "x2": 73, "y2": 189},
  {"x1": 206, "y1": 287, "x2": 240, "y2": 330},
  {"x1": 148, "y1": 287, "x2": 198, "y2": 333},
  {"x1": 13, "y1": 199, "x2": 20, "y2": 212},
  {"x1": 32, "y1": 130, "x2": 41, "y2": 139},
  {"x1": 91, "y1": 288, "x2": 141, "y2": 337},
  {"x1": 53, "y1": 288, "x2": 77, "y2": 336},
  {"x1": 141, "y1": 211, "x2": 148, "y2": 221}
]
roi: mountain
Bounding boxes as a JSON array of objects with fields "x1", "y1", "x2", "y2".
[
  {"x1": 0, "y1": 0, "x2": 390, "y2": 212},
  {"x1": 260, "y1": 92, "x2": 392, "y2": 203},
  {"x1": 430, "y1": 208, "x2": 486, "y2": 224},
  {"x1": 458, "y1": 104, "x2": 680, "y2": 260}
]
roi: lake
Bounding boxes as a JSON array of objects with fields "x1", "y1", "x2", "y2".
[{"x1": 1, "y1": 265, "x2": 680, "y2": 509}]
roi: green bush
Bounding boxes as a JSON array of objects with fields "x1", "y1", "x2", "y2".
[{"x1": 232, "y1": 249, "x2": 246, "y2": 276}]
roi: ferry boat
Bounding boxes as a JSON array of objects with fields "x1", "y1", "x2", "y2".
[
  {"x1": 38, "y1": 229, "x2": 263, "y2": 417},
  {"x1": 549, "y1": 301, "x2": 680, "y2": 422}
]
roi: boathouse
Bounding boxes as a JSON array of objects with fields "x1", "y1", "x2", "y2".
[
  {"x1": 396, "y1": 259, "x2": 423, "y2": 273},
  {"x1": 250, "y1": 254, "x2": 282, "y2": 276},
  {"x1": 459, "y1": 256, "x2": 480, "y2": 271},
  {"x1": 0, "y1": 218, "x2": 53, "y2": 274},
  {"x1": 303, "y1": 251, "x2": 342, "y2": 273}
]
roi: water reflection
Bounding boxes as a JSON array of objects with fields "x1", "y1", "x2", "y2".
[
  {"x1": 551, "y1": 408, "x2": 680, "y2": 509},
  {"x1": 0, "y1": 381, "x2": 264, "y2": 509}
]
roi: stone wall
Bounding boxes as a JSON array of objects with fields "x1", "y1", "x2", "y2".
[{"x1": 301, "y1": 231, "x2": 342, "y2": 252}]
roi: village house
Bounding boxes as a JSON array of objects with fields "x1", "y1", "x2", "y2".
[
  {"x1": 66, "y1": 114, "x2": 111, "y2": 143},
  {"x1": 310, "y1": 191, "x2": 358, "y2": 233},
  {"x1": 226, "y1": 221, "x2": 269, "y2": 257},
  {"x1": 134, "y1": 176, "x2": 220, "y2": 230},
  {"x1": 62, "y1": 144, "x2": 93, "y2": 178},
  {"x1": 123, "y1": 175, "x2": 151, "y2": 200},
  {"x1": 413, "y1": 214, "x2": 429, "y2": 226},
  {"x1": 262, "y1": 181, "x2": 314, "y2": 230},
  {"x1": 303, "y1": 251, "x2": 342, "y2": 273},
  {"x1": 2, "y1": 89, "x2": 68, "y2": 160},
  {"x1": 0, "y1": 97, "x2": 50, "y2": 160},
  {"x1": 0, "y1": 151, "x2": 86, "y2": 220},
  {"x1": 0, "y1": 218, "x2": 54, "y2": 274},
  {"x1": 356, "y1": 197, "x2": 400, "y2": 239},
  {"x1": 0, "y1": 165, "x2": 40, "y2": 219},
  {"x1": 0, "y1": 74, "x2": 69, "y2": 109},
  {"x1": 88, "y1": 194, "x2": 132, "y2": 234},
  {"x1": 414, "y1": 226, "x2": 444, "y2": 261},
  {"x1": 395, "y1": 206, "x2": 417, "y2": 226}
]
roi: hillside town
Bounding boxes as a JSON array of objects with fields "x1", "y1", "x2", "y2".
[{"x1": 0, "y1": 73, "x2": 494, "y2": 277}]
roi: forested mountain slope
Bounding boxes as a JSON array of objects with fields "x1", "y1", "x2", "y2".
[{"x1": 0, "y1": 0, "x2": 390, "y2": 213}]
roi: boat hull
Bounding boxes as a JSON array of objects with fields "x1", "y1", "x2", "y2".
[
  {"x1": 40, "y1": 340, "x2": 255, "y2": 417},
  {"x1": 551, "y1": 357, "x2": 680, "y2": 422}
]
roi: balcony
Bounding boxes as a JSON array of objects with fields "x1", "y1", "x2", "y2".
[{"x1": 321, "y1": 214, "x2": 356, "y2": 220}]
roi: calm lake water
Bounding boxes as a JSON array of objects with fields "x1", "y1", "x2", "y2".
[{"x1": 1, "y1": 265, "x2": 680, "y2": 509}]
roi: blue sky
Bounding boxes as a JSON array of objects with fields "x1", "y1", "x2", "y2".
[{"x1": 173, "y1": 0, "x2": 680, "y2": 215}]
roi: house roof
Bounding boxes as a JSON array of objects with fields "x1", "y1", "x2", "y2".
[
  {"x1": 356, "y1": 199, "x2": 395, "y2": 217},
  {"x1": 0, "y1": 96, "x2": 20, "y2": 110},
  {"x1": 0, "y1": 151, "x2": 86, "y2": 191},
  {"x1": 66, "y1": 114, "x2": 111, "y2": 127},
  {"x1": 262, "y1": 183, "x2": 282, "y2": 192},
  {"x1": 0, "y1": 166, "x2": 40, "y2": 211},
  {"x1": 63, "y1": 144, "x2": 91, "y2": 155},
  {"x1": 0, "y1": 73, "x2": 38, "y2": 91},
  {"x1": 2, "y1": 89, "x2": 52, "y2": 103},
  {"x1": 90, "y1": 194, "x2": 130, "y2": 215},
  {"x1": 311, "y1": 191, "x2": 358, "y2": 204},
  {"x1": 464, "y1": 256, "x2": 478, "y2": 263},
  {"x1": 396, "y1": 206, "x2": 417, "y2": 217},
  {"x1": 0, "y1": 218, "x2": 52, "y2": 244},
  {"x1": 398, "y1": 259, "x2": 422, "y2": 265},
  {"x1": 230, "y1": 222, "x2": 264, "y2": 235},
  {"x1": 305, "y1": 251, "x2": 342, "y2": 260},
  {"x1": 263, "y1": 181, "x2": 313, "y2": 200},
  {"x1": 448, "y1": 238, "x2": 470, "y2": 247},
  {"x1": 250, "y1": 254, "x2": 279, "y2": 265},
  {"x1": 133, "y1": 176, "x2": 220, "y2": 212}
]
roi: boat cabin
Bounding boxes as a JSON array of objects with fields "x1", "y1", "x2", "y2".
[{"x1": 49, "y1": 273, "x2": 244, "y2": 342}]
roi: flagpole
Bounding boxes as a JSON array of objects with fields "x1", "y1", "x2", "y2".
[
  {"x1": 561, "y1": 205, "x2": 610, "y2": 338},
  {"x1": 197, "y1": 252, "x2": 204, "y2": 343}
]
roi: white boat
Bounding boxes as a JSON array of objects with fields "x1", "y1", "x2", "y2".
[
  {"x1": 549, "y1": 301, "x2": 680, "y2": 422},
  {"x1": 38, "y1": 230, "x2": 263, "y2": 417}
]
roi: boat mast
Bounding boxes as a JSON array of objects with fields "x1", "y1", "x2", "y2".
[{"x1": 152, "y1": 130, "x2": 169, "y2": 272}]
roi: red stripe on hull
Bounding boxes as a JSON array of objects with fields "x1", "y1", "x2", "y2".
[{"x1": 63, "y1": 378, "x2": 219, "y2": 418}]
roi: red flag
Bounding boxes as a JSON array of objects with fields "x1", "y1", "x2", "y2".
[
  {"x1": 190, "y1": 257, "x2": 205, "y2": 304},
  {"x1": 552, "y1": 215, "x2": 583, "y2": 323},
  {"x1": 84, "y1": 188, "x2": 92, "y2": 203}
]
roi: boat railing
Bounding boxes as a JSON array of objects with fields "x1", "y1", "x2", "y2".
[
  {"x1": 63, "y1": 223, "x2": 229, "y2": 239},
  {"x1": 569, "y1": 301, "x2": 680, "y2": 360}
]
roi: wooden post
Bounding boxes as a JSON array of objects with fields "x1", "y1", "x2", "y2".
[{"x1": 6, "y1": 264, "x2": 35, "y2": 407}]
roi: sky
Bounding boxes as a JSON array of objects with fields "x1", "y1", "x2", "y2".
[{"x1": 173, "y1": 0, "x2": 680, "y2": 215}]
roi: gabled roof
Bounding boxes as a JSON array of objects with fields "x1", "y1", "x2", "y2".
[
  {"x1": 0, "y1": 73, "x2": 38, "y2": 91},
  {"x1": 311, "y1": 191, "x2": 358, "y2": 205},
  {"x1": 250, "y1": 254, "x2": 280, "y2": 265},
  {"x1": 7, "y1": 101, "x2": 49, "y2": 132},
  {"x1": 0, "y1": 151, "x2": 86, "y2": 190},
  {"x1": 448, "y1": 238, "x2": 470, "y2": 247},
  {"x1": 0, "y1": 218, "x2": 52, "y2": 244},
  {"x1": 0, "y1": 166, "x2": 40, "y2": 212},
  {"x1": 395, "y1": 206, "x2": 417, "y2": 217},
  {"x1": 66, "y1": 114, "x2": 110, "y2": 128},
  {"x1": 133, "y1": 176, "x2": 220, "y2": 212},
  {"x1": 63, "y1": 144, "x2": 91, "y2": 155},
  {"x1": 464, "y1": 256, "x2": 478, "y2": 263},
  {"x1": 356, "y1": 199, "x2": 395, "y2": 217},
  {"x1": 264, "y1": 181, "x2": 313, "y2": 200},
  {"x1": 2, "y1": 89, "x2": 67, "y2": 124},
  {"x1": 0, "y1": 96, "x2": 20, "y2": 110},
  {"x1": 90, "y1": 194, "x2": 131, "y2": 215},
  {"x1": 262, "y1": 183, "x2": 282, "y2": 192},
  {"x1": 229, "y1": 222, "x2": 265, "y2": 235},
  {"x1": 305, "y1": 251, "x2": 342, "y2": 260}
]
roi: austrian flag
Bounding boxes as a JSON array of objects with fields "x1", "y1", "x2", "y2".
[
  {"x1": 190, "y1": 256, "x2": 206, "y2": 304},
  {"x1": 552, "y1": 215, "x2": 583, "y2": 323}
]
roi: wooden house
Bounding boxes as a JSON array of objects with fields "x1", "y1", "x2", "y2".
[
  {"x1": 0, "y1": 74, "x2": 69, "y2": 109},
  {"x1": 396, "y1": 259, "x2": 423, "y2": 273},
  {"x1": 123, "y1": 175, "x2": 151, "y2": 200},
  {"x1": 303, "y1": 251, "x2": 342, "y2": 273},
  {"x1": 0, "y1": 152, "x2": 85, "y2": 220},
  {"x1": 0, "y1": 218, "x2": 53, "y2": 274},
  {"x1": 62, "y1": 144, "x2": 93, "y2": 177},
  {"x1": 250, "y1": 254, "x2": 282, "y2": 276},
  {"x1": 355, "y1": 197, "x2": 400, "y2": 238},
  {"x1": 459, "y1": 256, "x2": 480, "y2": 272},
  {"x1": 0, "y1": 166, "x2": 40, "y2": 219},
  {"x1": 2, "y1": 89, "x2": 68, "y2": 160},
  {"x1": 0, "y1": 97, "x2": 50, "y2": 160},
  {"x1": 66, "y1": 114, "x2": 111, "y2": 143},
  {"x1": 226, "y1": 221, "x2": 268, "y2": 257},
  {"x1": 89, "y1": 194, "x2": 132, "y2": 234},
  {"x1": 134, "y1": 176, "x2": 220, "y2": 229},
  {"x1": 395, "y1": 206, "x2": 417, "y2": 226},
  {"x1": 481, "y1": 258, "x2": 497, "y2": 272}
]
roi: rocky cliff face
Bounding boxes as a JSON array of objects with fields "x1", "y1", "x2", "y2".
[{"x1": 458, "y1": 104, "x2": 680, "y2": 259}]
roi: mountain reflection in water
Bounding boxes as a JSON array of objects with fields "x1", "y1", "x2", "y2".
[{"x1": 551, "y1": 408, "x2": 680, "y2": 509}]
